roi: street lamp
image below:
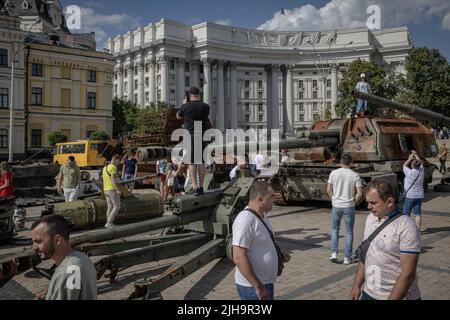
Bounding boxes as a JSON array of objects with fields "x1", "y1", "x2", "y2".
[{"x1": 7, "y1": 18, "x2": 41, "y2": 162}]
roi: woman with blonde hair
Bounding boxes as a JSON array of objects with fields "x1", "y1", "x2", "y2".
[{"x1": 0, "y1": 161, "x2": 14, "y2": 198}]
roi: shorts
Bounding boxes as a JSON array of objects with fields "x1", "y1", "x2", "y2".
[
  {"x1": 356, "y1": 99, "x2": 368, "y2": 113},
  {"x1": 403, "y1": 198, "x2": 423, "y2": 216},
  {"x1": 159, "y1": 175, "x2": 166, "y2": 183},
  {"x1": 185, "y1": 133, "x2": 208, "y2": 164}
]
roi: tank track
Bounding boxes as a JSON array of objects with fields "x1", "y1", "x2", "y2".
[{"x1": 270, "y1": 177, "x2": 288, "y2": 205}]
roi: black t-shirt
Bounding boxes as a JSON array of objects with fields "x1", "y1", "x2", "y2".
[
  {"x1": 124, "y1": 159, "x2": 137, "y2": 174},
  {"x1": 178, "y1": 101, "x2": 210, "y2": 133}
]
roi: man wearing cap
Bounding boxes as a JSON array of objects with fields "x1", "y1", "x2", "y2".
[
  {"x1": 403, "y1": 151, "x2": 425, "y2": 230},
  {"x1": 355, "y1": 73, "x2": 371, "y2": 117},
  {"x1": 176, "y1": 87, "x2": 211, "y2": 195}
]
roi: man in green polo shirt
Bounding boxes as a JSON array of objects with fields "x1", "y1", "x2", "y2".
[
  {"x1": 103, "y1": 154, "x2": 121, "y2": 228},
  {"x1": 57, "y1": 156, "x2": 81, "y2": 202}
]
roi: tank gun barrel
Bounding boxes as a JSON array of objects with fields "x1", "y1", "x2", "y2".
[{"x1": 353, "y1": 90, "x2": 450, "y2": 127}]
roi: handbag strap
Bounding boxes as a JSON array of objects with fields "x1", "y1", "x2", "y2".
[
  {"x1": 366, "y1": 212, "x2": 402, "y2": 244},
  {"x1": 245, "y1": 208, "x2": 277, "y2": 245},
  {"x1": 404, "y1": 170, "x2": 421, "y2": 198}
]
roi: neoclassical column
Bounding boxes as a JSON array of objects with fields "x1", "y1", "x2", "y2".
[
  {"x1": 265, "y1": 64, "x2": 280, "y2": 130},
  {"x1": 286, "y1": 65, "x2": 295, "y2": 136},
  {"x1": 223, "y1": 62, "x2": 229, "y2": 129},
  {"x1": 159, "y1": 56, "x2": 169, "y2": 102},
  {"x1": 116, "y1": 64, "x2": 123, "y2": 98},
  {"x1": 128, "y1": 57, "x2": 134, "y2": 102},
  {"x1": 281, "y1": 66, "x2": 288, "y2": 136},
  {"x1": 331, "y1": 65, "x2": 338, "y2": 118},
  {"x1": 202, "y1": 58, "x2": 212, "y2": 107},
  {"x1": 229, "y1": 61, "x2": 238, "y2": 129},
  {"x1": 148, "y1": 59, "x2": 156, "y2": 103},
  {"x1": 191, "y1": 60, "x2": 199, "y2": 88},
  {"x1": 138, "y1": 56, "x2": 145, "y2": 107},
  {"x1": 216, "y1": 60, "x2": 225, "y2": 132},
  {"x1": 176, "y1": 58, "x2": 186, "y2": 107}
]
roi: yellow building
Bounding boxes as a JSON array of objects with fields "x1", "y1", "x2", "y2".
[{"x1": 26, "y1": 41, "x2": 115, "y2": 152}]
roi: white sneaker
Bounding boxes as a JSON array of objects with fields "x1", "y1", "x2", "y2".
[
  {"x1": 329, "y1": 252, "x2": 338, "y2": 262},
  {"x1": 104, "y1": 223, "x2": 109, "y2": 228},
  {"x1": 344, "y1": 257, "x2": 353, "y2": 265}
]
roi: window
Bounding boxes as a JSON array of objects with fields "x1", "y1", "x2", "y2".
[
  {"x1": 199, "y1": 64, "x2": 204, "y2": 74},
  {"x1": 0, "y1": 49, "x2": 7, "y2": 66},
  {"x1": 124, "y1": 82, "x2": 128, "y2": 93},
  {"x1": 169, "y1": 59, "x2": 175, "y2": 70},
  {"x1": 313, "y1": 103, "x2": 318, "y2": 111},
  {"x1": 299, "y1": 91, "x2": 304, "y2": 99},
  {"x1": 157, "y1": 75, "x2": 161, "y2": 86},
  {"x1": 157, "y1": 63, "x2": 161, "y2": 73},
  {"x1": 114, "y1": 84, "x2": 118, "y2": 94},
  {"x1": 134, "y1": 66, "x2": 138, "y2": 75},
  {"x1": 245, "y1": 114, "x2": 250, "y2": 122},
  {"x1": 145, "y1": 77, "x2": 149, "y2": 88},
  {"x1": 124, "y1": 69, "x2": 128, "y2": 78},
  {"x1": 61, "y1": 88, "x2": 71, "y2": 108},
  {"x1": 327, "y1": 79, "x2": 331, "y2": 87},
  {"x1": 258, "y1": 72, "x2": 263, "y2": 76},
  {"x1": 245, "y1": 103, "x2": 250, "y2": 112},
  {"x1": 313, "y1": 80, "x2": 318, "y2": 88},
  {"x1": 245, "y1": 91, "x2": 250, "y2": 99},
  {"x1": 58, "y1": 144, "x2": 87, "y2": 155},
  {"x1": 146, "y1": 92, "x2": 149, "y2": 102},
  {"x1": 185, "y1": 62, "x2": 190, "y2": 72},
  {"x1": 62, "y1": 67, "x2": 71, "y2": 80},
  {"x1": 258, "y1": 80, "x2": 263, "y2": 89},
  {"x1": 245, "y1": 72, "x2": 249, "y2": 75},
  {"x1": 145, "y1": 64, "x2": 150, "y2": 73},
  {"x1": 87, "y1": 92, "x2": 96, "y2": 109},
  {"x1": 200, "y1": 78, "x2": 204, "y2": 87},
  {"x1": 114, "y1": 72, "x2": 118, "y2": 80},
  {"x1": 86, "y1": 131, "x2": 95, "y2": 139},
  {"x1": 185, "y1": 76, "x2": 190, "y2": 87},
  {"x1": 299, "y1": 114, "x2": 304, "y2": 122},
  {"x1": 258, "y1": 114, "x2": 264, "y2": 122},
  {"x1": 0, "y1": 129, "x2": 7, "y2": 148},
  {"x1": 31, "y1": 129, "x2": 42, "y2": 147},
  {"x1": 170, "y1": 75, "x2": 175, "y2": 85},
  {"x1": 313, "y1": 114, "x2": 320, "y2": 121},
  {"x1": 258, "y1": 103, "x2": 264, "y2": 112},
  {"x1": 327, "y1": 91, "x2": 331, "y2": 99},
  {"x1": 170, "y1": 89, "x2": 175, "y2": 101},
  {"x1": 87, "y1": 70, "x2": 97, "y2": 82},
  {"x1": 134, "y1": 93, "x2": 138, "y2": 102},
  {"x1": 313, "y1": 71, "x2": 317, "y2": 75},
  {"x1": 299, "y1": 80, "x2": 304, "y2": 89},
  {"x1": 157, "y1": 90, "x2": 161, "y2": 101},
  {"x1": 299, "y1": 103, "x2": 304, "y2": 111},
  {"x1": 134, "y1": 79, "x2": 138, "y2": 88},
  {"x1": 32, "y1": 63, "x2": 43, "y2": 77},
  {"x1": 327, "y1": 102, "x2": 332, "y2": 110},
  {"x1": 245, "y1": 80, "x2": 250, "y2": 88},
  {"x1": 0, "y1": 88, "x2": 8, "y2": 108},
  {"x1": 313, "y1": 91, "x2": 318, "y2": 99},
  {"x1": 32, "y1": 87, "x2": 43, "y2": 106},
  {"x1": 258, "y1": 92, "x2": 263, "y2": 100}
]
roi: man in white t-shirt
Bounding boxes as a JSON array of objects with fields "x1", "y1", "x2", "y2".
[
  {"x1": 232, "y1": 181, "x2": 289, "y2": 300},
  {"x1": 402, "y1": 151, "x2": 425, "y2": 230},
  {"x1": 355, "y1": 73, "x2": 371, "y2": 117},
  {"x1": 254, "y1": 151, "x2": 265, "y2": 176},
  {"x1": 327, "y1": 154, "x2": 364, "y2": 264}
]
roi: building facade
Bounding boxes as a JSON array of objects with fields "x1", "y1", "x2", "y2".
[
  {"x1": 26, "y1": 42, "x2": 115, "y2": 152},
  {"x1": 108, "y1": 19, "x2": 412, "y2": 133}
]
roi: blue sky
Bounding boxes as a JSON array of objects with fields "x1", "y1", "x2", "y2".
[{"x1": 67, "y1": 0, "x2": 450, "y2": 61}]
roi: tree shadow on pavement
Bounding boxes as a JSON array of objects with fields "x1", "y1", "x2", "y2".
[
  {"x1": 421, "y1": 226, "x2": 450, "y2": 235},
  {"x1": 276, "y1": 232, "x2": 331, "y2": 251}
]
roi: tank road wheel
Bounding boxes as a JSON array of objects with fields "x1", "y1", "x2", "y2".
[{"x1": 270, "y1": 177, "x2": 288, "y2": 206}]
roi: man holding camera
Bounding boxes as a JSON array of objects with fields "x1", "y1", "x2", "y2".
[{"x1": 350, "y1": 180, "x2": 421, "y2": 300}]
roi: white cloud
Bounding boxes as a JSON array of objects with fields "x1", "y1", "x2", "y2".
[
  {"x1": 258, "y1": 0, "x2": 450, "y2": 31},
  {"x1": 215, "y1": 19, "x2": 232, "y2": 26},
  {"x1": 72, "y1": 7, "x2": 141, "y2": 50}
]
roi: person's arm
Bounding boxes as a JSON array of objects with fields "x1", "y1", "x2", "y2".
[
  {"x1": 355, "y1": 186, "x2": 364, "y2": 205},
  {"x1": 349, "y1": 262, "x2": 366, "y2": 300},
  {"x1": 388, "y1": 254, "x2": 419, "y2": 300},
  {"x1": 134, "y1": 160, "x2": 138, "y2": 178},
  {"x1": 111, "y1": 168, "x2": 120, "y2": 194},
  {"x1": 121, "y1": 163, "x2": 125, "y2": 180},
  {"x1": 404, "y1": 153, "x2": 415, "y2": 168},
  {"x1": 57, "y1": 169, "x2": 63, "y2": 193},
  {"x1": 327, "y1": 183, "x2": 333, "y2": 199},
  {"x1": 0, "y1": 175, "x2": 7, "y2": 190},
  {"x1": 233, "y1": 246, "x2": 270, "y2": 300},
  {"x1": 77, "y1": 168, "x2": 81, "y2": 188},
  {"x1": 176, "y1": 106, "x2": 184, "y2": 120}
]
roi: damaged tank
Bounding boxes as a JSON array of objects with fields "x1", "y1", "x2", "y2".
[{"x1": 271, "y1": 91, "x2": 450, "y2": 204}]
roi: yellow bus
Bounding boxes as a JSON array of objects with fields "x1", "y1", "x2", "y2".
[{"x1": 53, "y1": 140, "x2": 109, "y2": 168}]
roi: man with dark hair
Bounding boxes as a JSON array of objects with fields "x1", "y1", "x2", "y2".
[
  {"x1": 31, "y1": 215, "x2": 97, "y2": 300},
  {"x1": 232, "y1": 181, "x2": 289, "y2": 300},
  {"x1": 438, "y1": 143, "x2": 447, "y2": 173},
  {"x1": 403, "y1": 151, "x2": 424, "y2": 230},
  {"x1": 350, "y1": 179, "x2": 421, "y2": 300},
  {"x1": 57, "y1": 156, "x2": 81, "y2": 202},
  {"x1": 176, "y1": 86, "x2": 210, "y2": 195},
  {"x1": 327, "y1": 154, "x2": 363, "y2": 264},
  {"x1": 103, "y1": 154, "x2": 121, "y2": 228}
]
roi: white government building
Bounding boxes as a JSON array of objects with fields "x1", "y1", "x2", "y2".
[{"x1": 107, "y1": 19, "x2": 412, "y2": 134}]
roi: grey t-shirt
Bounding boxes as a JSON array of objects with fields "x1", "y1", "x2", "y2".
[{"x1": 46, "y1": 251, "x2": 97, "y2": 300}]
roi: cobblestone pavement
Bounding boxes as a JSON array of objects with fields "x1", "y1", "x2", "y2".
[{"x1": 1, "y1": 173, "x2": 449, "y2": 300}]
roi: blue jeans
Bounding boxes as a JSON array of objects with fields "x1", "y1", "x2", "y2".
[
  {"x1": 331, "y1": 206, "x2": 355, "y2": 258},
  {"x1": 403, "y1": 198, "x2": 423, "y2": 216},
  {"x1": 356, "y1": 99, "x2": 367, "y2": 113},
  {"x1": 236, "y1": 283, "x2": 274, "y2": 300}
]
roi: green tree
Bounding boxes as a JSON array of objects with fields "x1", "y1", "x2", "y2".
[
  {"x1": 89, "y1": 131, "x2": 110, "y2": 141},
  {"x1": 112, "y1": 97, "x2": 138, "y2": 138},
  {"x1": 48, "y1": 131, "x2": 68, "y2": 146},
  {"x1": 134, "y1": 101, "x2": 171, "y2": 134},
  {"x1": 335, "y1": 59, "x2": 396, "y2": 118},
  {"x1": 402, "y1": 47, "x2": 450, "y2": 117}
]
